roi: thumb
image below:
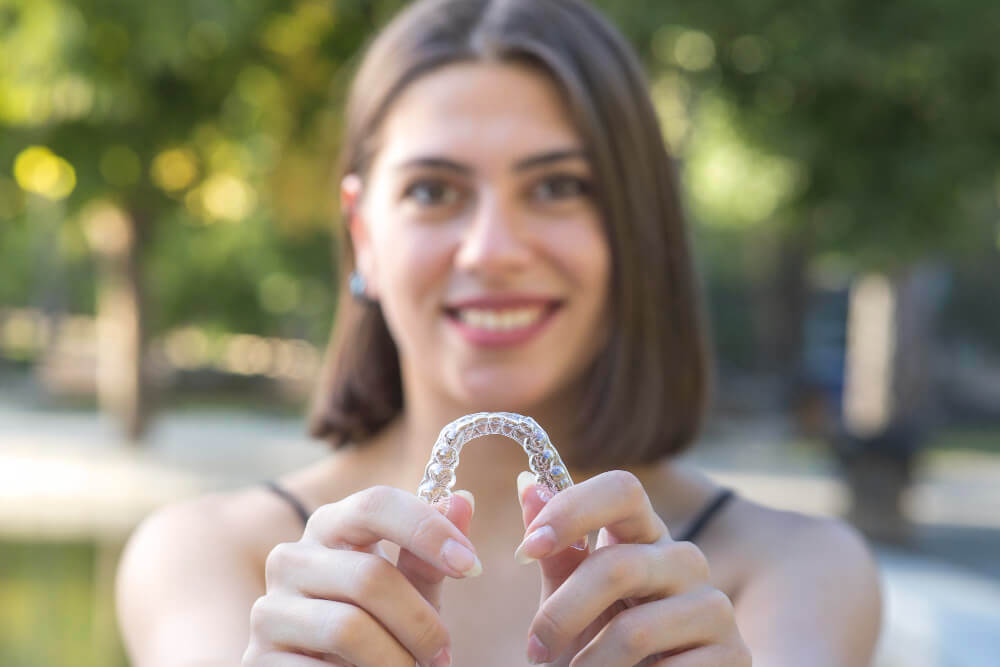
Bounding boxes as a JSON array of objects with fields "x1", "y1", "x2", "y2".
[
  {"x1": 516, "y1": 471, "x2": 589, "y2": 599},
  {"x1": 396, "y1": 490, "x2": 477, "y2": 611}
]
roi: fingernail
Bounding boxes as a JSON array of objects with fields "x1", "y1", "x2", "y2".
[
  {"x1": 514, "y1": 525, "x2": 556, "y2": 564},
  {"x1": 430, "y1": 646, "x2": 451, "y2": 667},
  {"x1": 454, "y1": 489, "x2": 475, "y2": 516},
  {"x1": 571, "y1": 534, "x2": 589, "y2": 551},
  {"x1": 516, "y1": 471, "x2": 535, "y2": 503},
  {"x1": 527, "y1": 634, "x2": 549, "y2": 664},
  {"x1": 442, "y1": 539, "x2": 482, "y2": 577}
]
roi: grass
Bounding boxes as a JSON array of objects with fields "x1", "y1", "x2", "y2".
[
  {"x1": 925, "y1": 427, "x2": 1000, "y2": 455},
  {"x1": 0, "y1": 540, "x2": 128, "y2": 667}
]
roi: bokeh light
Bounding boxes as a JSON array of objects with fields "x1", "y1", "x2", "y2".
[
  {"x1": 50, "y1": 74, "x2": 94, "y2": 120},
  {"x1": 260, "y1": 1, "x2": 334, "y2": 58},
  {"x1": 13, "y1": 146, "x2": 77, "y2": 200},
  {"x1": 163, "y1": 327, "x2": 212, "y2": 369},
  {"x1": 199, "y1": 173, "x2": 257, "y2": 222},
  {"x1": 674, "y1": 29, "x2": 716, "y2": 71},
  {"x1": 80, "y1": 201, "x2": 132, "y2": 256},
  {"x1": 259, "y1": 273, "x2": 301, "y2": 314},
  {"x1": 151, "y1": 148, "x2": 199, "y2": 192},
  {"x1": 650, "y1": 72, "x2": 692, "y2": 153},
  {"x1": 686, "y1": 98, "x2": 804, "y2": 226}
]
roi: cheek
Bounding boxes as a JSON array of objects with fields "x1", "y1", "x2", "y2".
[
  {"x1": 559, "y1": 220, "x2": 612, "y2": 301},
  {"x1": 372, "y1": 224, "x2": 455, "y2": 315},
  {"x1": 590, "y1": 237, "x2": 612, "y2": 298},
  {"x1": 564, "y1": 223, "x2": 613, "y2": 353}
]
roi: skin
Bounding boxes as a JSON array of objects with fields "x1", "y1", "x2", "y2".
[
  {"x1": 350, "y1": 63, "x2": 611, "y2": 426},
  {"x1": 115, "y1": 63, "x2": 882, "y2": 667}
]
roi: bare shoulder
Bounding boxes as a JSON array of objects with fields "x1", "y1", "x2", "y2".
[
  {"x1": 641, "y1": 459, "x2": 881, "y2": 666},
  {"x1": 119, "y1": 483, "x2": 304, "y2": 579},
  {"x1": 719, "y1": 495, "x2": 878, "y2": 575},
  {"x1": 115, "y1": 485, "x2": 306, "y2": 666},
  {"x1": 721, "y1": 497, "x2": 883, "y2": 666}
]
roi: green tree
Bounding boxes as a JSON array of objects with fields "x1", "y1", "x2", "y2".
[
  {"x1": 3, "y1": 0, "x2": 998, "y2": 463},
  {"x1": 1, "y1": 0, "x2": 402, "y2": 435}
]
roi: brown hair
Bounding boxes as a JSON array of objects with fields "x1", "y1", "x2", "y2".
[{"x1": 308, "y1": 0, "x2": 712, "y2": 467}]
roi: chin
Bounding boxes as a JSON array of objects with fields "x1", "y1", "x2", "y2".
[{"x1": 450, "y1": 371, "x2": 554, "y2": 414}]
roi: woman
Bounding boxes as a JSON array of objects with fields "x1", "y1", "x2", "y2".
[{"x1": 116, "y1": 1, "x2": 882, "y2": 665}]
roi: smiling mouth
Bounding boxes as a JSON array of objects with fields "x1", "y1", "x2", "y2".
[
  {"x1": 451, "y1": 306, "x2": 545, "y2": 331},
  {"x1": 443, "y1": 301, "x2": 562, "y2": 341}
]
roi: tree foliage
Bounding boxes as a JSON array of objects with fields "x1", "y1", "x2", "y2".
[{"x1": 2, "y1": 0, "x2": 997, "y2": 347}]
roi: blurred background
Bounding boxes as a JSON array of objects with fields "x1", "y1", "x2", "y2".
[{"x1": 1, "y1": 0, "x2": 999, "y2": 665}]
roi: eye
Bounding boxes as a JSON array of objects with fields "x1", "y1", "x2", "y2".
[
  {"x1": 533, "y1": 174, "x2": 593, "y2": 201},
  {"x1": 403, "y1": 179, "x2": 461, "y2": 207}
]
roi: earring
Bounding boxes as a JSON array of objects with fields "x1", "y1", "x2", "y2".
[{"x1": 348, "y1": 270, "x2": 374, "y2": 304}]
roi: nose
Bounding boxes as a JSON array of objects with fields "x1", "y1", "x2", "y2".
[{"x1": 454, "y1": 190, "x2": 532, "y2": 278}]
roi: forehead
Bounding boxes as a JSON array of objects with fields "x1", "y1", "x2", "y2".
[{"x1": 375, "y1": 61, "x2": 583, "y2": 166}]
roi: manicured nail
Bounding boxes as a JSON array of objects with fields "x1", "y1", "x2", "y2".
[
  {"x1": 516, "y1": 471, "x2": 535, "y2": 503},
  {"x1": 514, "y1": 525, "x2": 556, "y2": 564},
  {"x1": 441, "y1": 539, "x2": 482, "y2": 577},
  {"x1": 430, "y1": 646, "x2": 451, "y2": 667},
  {"x1": 527, "y1": 634, "x2": 549, "y2": 664},
  {"x1": 454, "y1": 489, "x2": 475, "y2": 515}
]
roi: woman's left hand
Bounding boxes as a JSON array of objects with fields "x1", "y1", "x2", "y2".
[{"x1": 515, "y1": 470, "x2": 751, "y2": 666}]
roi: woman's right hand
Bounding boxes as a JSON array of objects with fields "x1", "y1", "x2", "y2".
[{"x1": 242, "y1": 486, "x2": 478, "y2": 667}]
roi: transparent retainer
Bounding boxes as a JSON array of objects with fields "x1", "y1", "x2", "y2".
[{"x1": 416, "y1": 412, "x2": 574, "y2": 515}]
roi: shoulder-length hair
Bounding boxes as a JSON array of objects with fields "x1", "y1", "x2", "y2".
[{"x1": 308, "y1": 0, "x2": 712, "y2": 467}]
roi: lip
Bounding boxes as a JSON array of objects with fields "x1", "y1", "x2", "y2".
[{"x1": 443, "y1": 294, "x2": 562, "y2": 348}]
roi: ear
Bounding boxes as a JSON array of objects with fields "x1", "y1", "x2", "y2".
[{"x1": 341, "y1": 174, "x2": 378, "y2": 296}]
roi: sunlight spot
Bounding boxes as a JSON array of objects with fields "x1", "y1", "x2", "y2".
[
  {"x1": 13, "y1": 146, "x2": 76, "y2": 200},
  {"x1": 151, "y1": 148, "x2": 199, "y2": 192}
]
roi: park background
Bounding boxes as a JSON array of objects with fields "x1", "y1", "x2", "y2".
[{"x1": 1, "y1": 0, "x2": 999, "y2": 665}]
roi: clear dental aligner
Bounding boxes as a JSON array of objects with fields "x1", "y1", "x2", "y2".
[{"x1": 417, "y1": 412, "x2": 574, "y2": 514}]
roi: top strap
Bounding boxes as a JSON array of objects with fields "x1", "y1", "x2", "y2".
[
  {"x1": 676, "y1": 488, "x2": 735, "y2": 543},
  {"x1": 263, "y1": 480, "x2": 312, "y2": 527}
]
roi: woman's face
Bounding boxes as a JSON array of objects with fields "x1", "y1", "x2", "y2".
[{"x1": 350, "y1": 62, "x2": 611, "y2": 414}]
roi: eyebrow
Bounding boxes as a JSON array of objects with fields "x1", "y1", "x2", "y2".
[
  {"x1": 394, "y1": 148, "x2": 589, "y2": 174},
  {"x1": 513, "y1": 149, "x2": 588, "y2": 171}
]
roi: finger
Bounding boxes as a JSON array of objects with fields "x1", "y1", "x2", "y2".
[
  {"x1": 303, "y1": 486, "x2": 481, "y2": 579},
  {"x1": 250, "y1": 594, "x2": 414, "y2": 666},
  {"x1": 515, "y1": 472, "x2": 589, "y2": 593},
  {"x1": 569, "y1": 588, "x2": 736, "y2": 667},
  {"x1": 263, "y1": 546, "x2": 451, "y2": 666},
  {"x1": 526, "y1": 541, "x2": 711, "y2": 660},
  {"x1": 517, "y1": 470, "x2": 667, "y2": 563},
  {"x1": 397, "y1": 489, "x2": 476, "y2": 609}
]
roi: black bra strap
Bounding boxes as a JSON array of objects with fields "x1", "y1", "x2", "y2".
[
  {"x1": 264, "y1": 480, "x2": 311, "y2": 527},
  {"x1": 677, "y1": 488, "x2": 735, "y2": 543}
]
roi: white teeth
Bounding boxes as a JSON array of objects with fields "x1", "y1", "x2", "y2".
[{"x1": 456, "y1": 307, "x2": 545, "y2": 332}]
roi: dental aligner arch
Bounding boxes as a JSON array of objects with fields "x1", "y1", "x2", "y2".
[{"x1": 417, "y1": 412, "x2": 574, "y2": 514}]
